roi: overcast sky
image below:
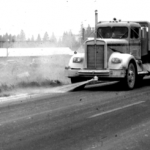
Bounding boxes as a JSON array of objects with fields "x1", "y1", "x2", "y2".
[{"x1": 0, "y1": 0, "x2": 149, "y2": 38}]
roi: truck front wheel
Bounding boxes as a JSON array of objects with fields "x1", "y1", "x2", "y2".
[{"x1": 125, "y1": 62, "x2": 137, "y2": 90}]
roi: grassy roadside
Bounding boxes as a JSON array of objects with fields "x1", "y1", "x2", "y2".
[{"x1": 0, "y1": 54, "x2": 71, "y2": 96}]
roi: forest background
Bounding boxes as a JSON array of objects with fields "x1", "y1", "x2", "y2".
[{"x1": 0, "y1": 25, "x2": 94, "y2": 51}]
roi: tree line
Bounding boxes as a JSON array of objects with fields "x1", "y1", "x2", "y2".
[{"x1": 0, "y1": 25, "x2": 94, "y2": 50}]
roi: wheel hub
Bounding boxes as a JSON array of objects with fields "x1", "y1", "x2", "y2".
[{"x1": 128, "y1": 70, "x2": 134, "y2": 82}]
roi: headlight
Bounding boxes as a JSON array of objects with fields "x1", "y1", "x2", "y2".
[
  {"x1": 73, "y1": 57, "x2": 83, "y2": 63},
  {"x1": 111, "y1": 58, "x2": 122, "y2": 64}
]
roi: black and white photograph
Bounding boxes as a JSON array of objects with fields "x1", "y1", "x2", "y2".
[{"x1": 0, "y1": 0, "x2": 150, "y2": 149}]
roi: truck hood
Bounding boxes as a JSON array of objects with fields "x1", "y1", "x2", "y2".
[
  {"x1": 87, "y1": 38, "x2": 128, "y2": 45},
  {"x1": 86, "y1": 38, "x2": 129, "y2": 54},
  {"x1": 101, "y1": 39, "x2": 128, "y2": 45}
]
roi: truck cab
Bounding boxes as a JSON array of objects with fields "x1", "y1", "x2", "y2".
[{"x1": 65, "y1": 11, "x2": 150, "y2": 89}]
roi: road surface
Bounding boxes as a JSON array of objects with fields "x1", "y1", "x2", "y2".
[{"x1": 1, "y1": 79, "x2": 150, "y2": 150}]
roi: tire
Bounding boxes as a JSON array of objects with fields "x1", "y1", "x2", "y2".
[{"x1": 125, "y1": 62, "x2": 137, "y2": 90}]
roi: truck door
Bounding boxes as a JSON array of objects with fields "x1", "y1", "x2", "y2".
[{"x1": 130, "y1": 27, "x2": 141, "y2": 59}]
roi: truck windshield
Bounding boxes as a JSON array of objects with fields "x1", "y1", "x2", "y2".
[{"x1": 97, "y1": 27, "x2": 128, "y2": 39}]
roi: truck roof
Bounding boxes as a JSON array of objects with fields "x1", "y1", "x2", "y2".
[{"x1": 97, "y1": 21, "x2": 141, "y2": 27}]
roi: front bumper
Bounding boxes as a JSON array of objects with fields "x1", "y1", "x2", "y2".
[{"x1": 66, "y1": 68, "x2": 126, "y2": 79}]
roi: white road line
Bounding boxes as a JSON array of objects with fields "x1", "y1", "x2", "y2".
[{"x1": 89, "y1": 101, "x2": 145, "y2": 118}]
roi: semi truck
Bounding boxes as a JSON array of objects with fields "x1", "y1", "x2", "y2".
[{"x1": 65, "y1": 10, "x2": 150, "y2": 89}]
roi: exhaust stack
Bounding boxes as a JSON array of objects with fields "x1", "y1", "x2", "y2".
[
  {"x1": 95, "y1": 10, "x2": 98, "y2": 37},
  {"x1": 95, "y1": 10, "x2": 98, "y2": 41}
]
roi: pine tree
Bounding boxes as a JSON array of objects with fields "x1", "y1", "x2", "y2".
[
  {"x1": 27, "y1": 38, "x2": 31, "y2": 42},
  {"x1": 12, "y1": 35, "x2": 16, "y2": 42},
  {"x1": 61, "y1": 30, "x2": 78, "y2": 49},
  {"x1": 3, "y1": 33, "x2": 9, "y2": 42},
  {"x1": 50, "y1": 32, "x2": 57, "y2": 43},
  {"x1": 19, "y1": 30, "x2": 26, "y2": 41},
  {"x1": 36, "y1": 34, "x2": 42, "y2": 41},
  {"x1": 43, "y1": 32, "x2": 49, "y2": 41},
  {"x1": 0, "y1": 35, "x2": 3, "y2": 42},
  {"x1": 84, "y1": 24, "x2": 94, "y2": 41},
  {"x1": 31, "y1": 35, "x2": 34, "y2": 41},
  {"x1": 16, "y1": 34, "x2": 21, "y2": 42}
]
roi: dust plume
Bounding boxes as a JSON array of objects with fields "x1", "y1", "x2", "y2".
[{"x1": 0, "y1": 54, "x2": 71, "y2": 93}]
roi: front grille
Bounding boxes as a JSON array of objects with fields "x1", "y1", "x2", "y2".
[{"x1": 87, "y1": 45, "x2": 104, "y2": 69}]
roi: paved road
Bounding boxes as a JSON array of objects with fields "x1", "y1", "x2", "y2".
[{"x1": 1, "y1": 79, "x2": 150, "y2": 150}]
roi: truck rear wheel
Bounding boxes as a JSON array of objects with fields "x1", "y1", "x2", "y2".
[{"x1": 125, "y1": 62, "x2": 137, "y2": 90}]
